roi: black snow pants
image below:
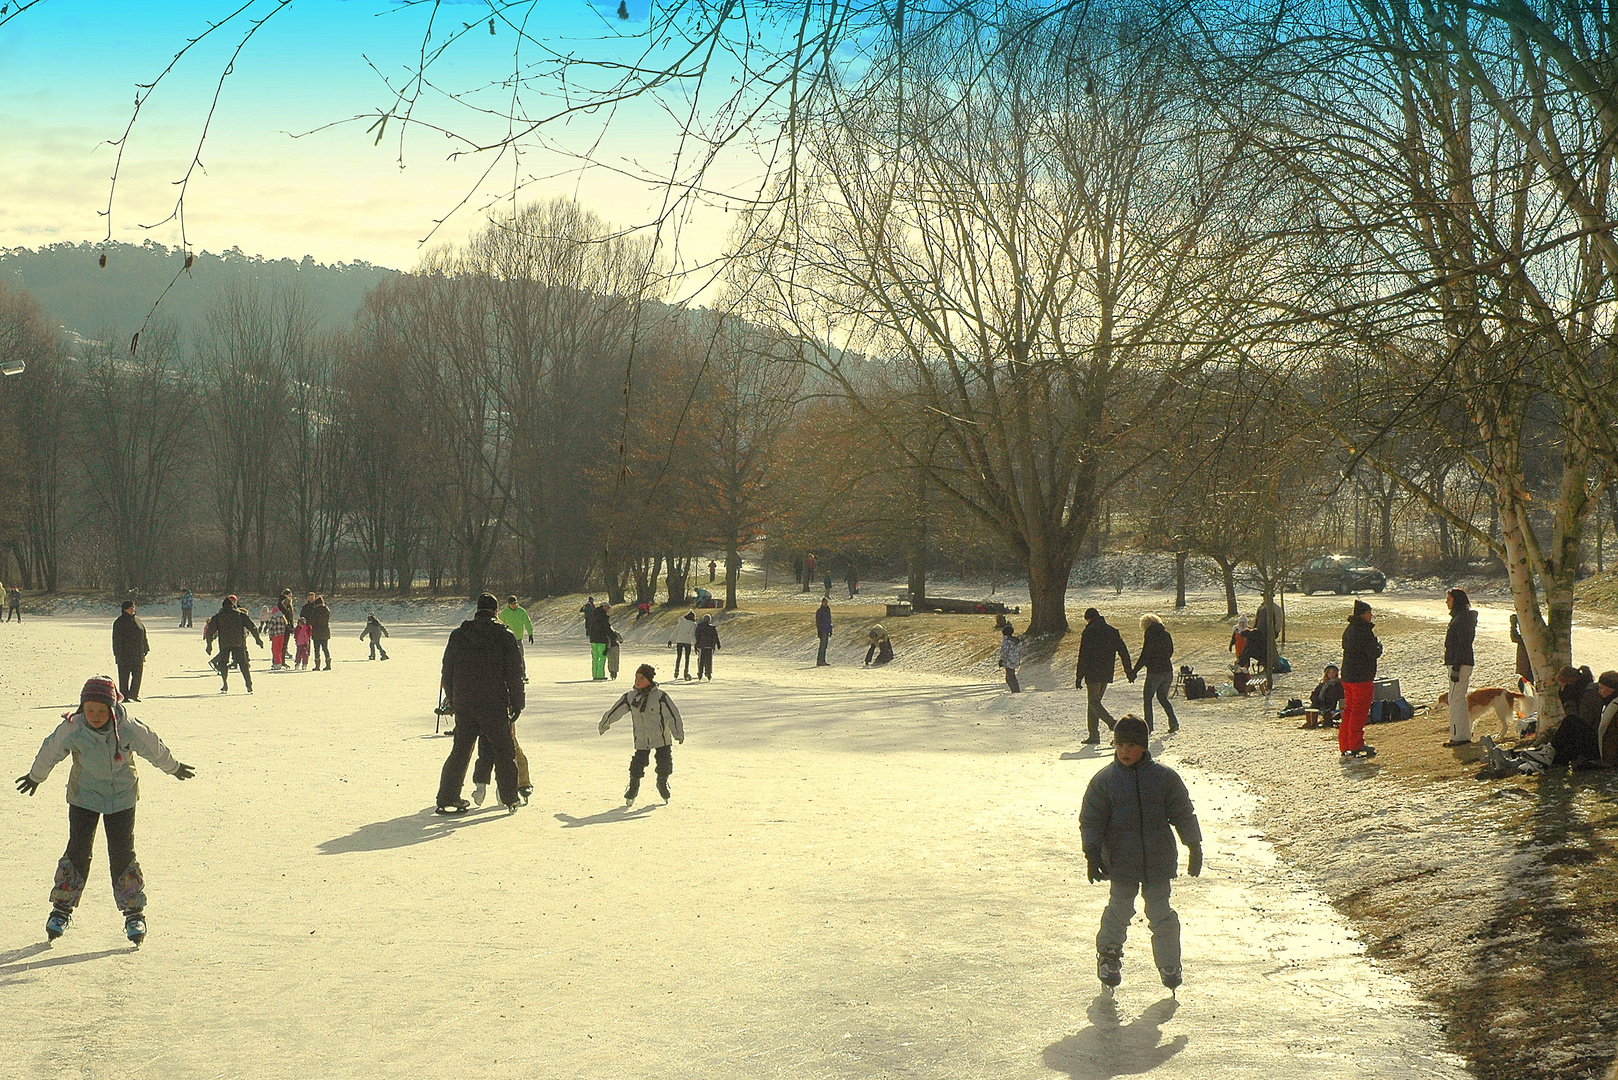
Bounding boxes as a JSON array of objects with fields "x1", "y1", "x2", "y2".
[
  {"x1": 629, "y1": 745, "x2": 673, "y2": 781},
  {"x1": 438, "y1": 714, "x2": 518, "y2": 807},
  {"x1": 219, "y1": 646, "x2": 253, "y2": 690},
  {"x1": 54, "y1": 805, "x2": 144, "y2": 914}
]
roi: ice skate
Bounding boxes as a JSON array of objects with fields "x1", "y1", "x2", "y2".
[
  {"x1": 517, "y1": 786, "x2": 532, "y2": 806},
  {"x1": 44, "y1": 908, "x2": 70, "y2": 942},
  {"x1": 1097, "y1": 949, "x2": 1122, "y2": 988},
  {"x1": 657, "y1": 776, "x2": 671, "y2": 803},
  {"x1": 505, "y1": 801, "x2": 520, "y2": 815},
  {"x1": 624, "y1": 777, "x2": 640, "y2": 807},
  {"x1": 125, "y1": 911, "x2": 147, "y2": 947},
  {"x1": 1159, "y1": 965, "x2": 1182, "y2": 990},
  {"x1": 472, "y1": 782, "x2": 487, "y2": 806},
  {"x1": 435, "y1": 799, "x2": 471, "y2": 815}
]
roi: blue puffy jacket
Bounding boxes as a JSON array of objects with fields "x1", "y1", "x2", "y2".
[{"x1": 1080, "y1": 753, "x2": 1202, "y2": 883}]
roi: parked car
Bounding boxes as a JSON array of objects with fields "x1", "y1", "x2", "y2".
[{"x1": 1299, "y1": 555, "x2": 1386, "y2": 595}]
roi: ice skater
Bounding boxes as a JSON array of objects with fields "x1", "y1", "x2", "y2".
[
  {"x1": 1081, "y1": 715, "x2": 1202, "y2": 990},
  {"x1": 998, "y1": 623, "x2": 1022, "y2": 693},
  {"x1": 498, "y1": 595, "x2": 534, "y2": 682},
  {"x1": 178, "y1": 588, "x2": 193, "y2": 628},
  {"x1": 263, "y1": 604, "x2": 289, "y2": 669},
  {"x1": 669, "y1": 610, "x2": 698, "y2": 680},
  {"x1": 111, "y1": 599, "x2": 149, "y2": 702},
  {"x1": 694, "y1": 614, "x2": 721, "y2": 679},
  {"x1": 14, "y1": 675, "x2": 195, "y2": 946},
  {"x1": 436, "y1": 593, "x2": 525, "y2": 815},
  {"x1": 360, "y1": 614, "x2": 391, "y2": 660},
  {"x1": 7, "y1": 583, "x2": 21, "y2": 621},
  {"x1": 599, "y1": 663, "x2": 684, "y2": 806},
  {"x1": 205, "y1": 595, "x2": 263, "y2": 693}
]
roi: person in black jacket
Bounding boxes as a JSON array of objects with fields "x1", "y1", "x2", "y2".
[
  {"x1": 1306, "y1": 665, "x2": 1344, "y2": 727},
  {"x1": 204, "y1": 596, "x2": 263, "y2": 694},
  {"x1": 1136, "y1": 614, "x2": 1178, "y2": 734},
  {"x1": 436, "y1": 593, "x2": 526, "y2": 814},
  {"x1": 111, "y1": 600, "x2": 150, "y2": 702},
  {"x1": 1076, "y1": 608, "x2": 1133, "y2": 744},
  {"x1": 1442, "y1": 588, "x2": 1479, "y2": 746},
  {"x1": 1339, "y1": 600, "x2": 1382, "y2": 758},
  {"x1": 694, "y1": 615, "x2": 721, "y2": 680},
  {"x1": 587, "y1": 602, "x2": 613, "y2": 681}
]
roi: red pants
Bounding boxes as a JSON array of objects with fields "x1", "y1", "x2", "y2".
[
  {"x1": 1340, "y1": 681, "x2": 1372, "y2": 752},
  {"x1": 271, "y1": 634, "x2": 287, "y2": 667}
]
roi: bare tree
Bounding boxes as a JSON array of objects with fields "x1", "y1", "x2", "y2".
[{"x1": 0, "y1": 284, "x2": 72, "y2": 590}]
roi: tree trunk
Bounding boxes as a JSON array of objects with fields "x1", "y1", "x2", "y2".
[
  {"x1": 1213, "y1": 556, "x2": 1238, "y2": 617},
  {"x1": 1024, "y1": 541, "x2": 1073, "y2": 637},
  {"x1": 1174, "y1": 551, "x2": 1187, "y2": 609},
  {"x1": 725, "y1": 548, "x2": 742, "y2": 610}
]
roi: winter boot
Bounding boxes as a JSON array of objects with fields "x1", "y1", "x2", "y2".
[
  {"x1": 657, "y1": 776, "x2": 672, "y2": 803},
  {"x1": 124, "y1": 910, "x2": 147, "y2": 947},
  {"x1": 1097, "y1": 949, "x2": 1122, "y2": 988},
  {"x1": 44, "y1": 907, "x2": 71, "y2": 941},
  {"x1": 624, "y1": 775, "x2": 641, "y2": 807},
  {"x1": 472, "y1": 783, "x2": 487, "y2": 807}
]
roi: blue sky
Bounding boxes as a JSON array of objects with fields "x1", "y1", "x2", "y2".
[{"x1": 0, "y1": 0, "x2": 757, "y2": 275}]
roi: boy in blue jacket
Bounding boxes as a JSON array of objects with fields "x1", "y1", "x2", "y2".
[
  {"x1": 15, "y1": 676, "x2": 195, "y2": 946},
  {"x1": 1080, "y1": 714, "x2": 1201, "y2": 989}
]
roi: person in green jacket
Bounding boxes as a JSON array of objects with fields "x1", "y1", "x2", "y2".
[
  {"x1": 499, "y1": 595, "x2": 534, "y2": 683},
  {"x1": 15, "y1": 675, "x2": 195, "y2": 946}
]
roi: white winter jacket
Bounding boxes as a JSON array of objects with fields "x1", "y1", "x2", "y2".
[
  {"x1": 668, "y1": 614, "x2": 698, "y2": 647},
  {"x1": 27, "y1": 706, "x2": 180, "y2": 814},
  {"x1": 601, "y1": 685, "x2": 685, "y2": 749}
]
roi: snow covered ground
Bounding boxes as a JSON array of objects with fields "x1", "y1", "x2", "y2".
[{"x1": 0, "y1": 615, "x2": 1470, "y2": 1079}]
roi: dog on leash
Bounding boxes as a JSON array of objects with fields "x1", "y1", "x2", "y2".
[{"x1": 1434, "y1": 686, "x2": 1534, "y2": 741}]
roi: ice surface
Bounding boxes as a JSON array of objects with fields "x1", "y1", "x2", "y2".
[{"x1": 0, "y1": 616, "x2": 1470, "y2": 1078}]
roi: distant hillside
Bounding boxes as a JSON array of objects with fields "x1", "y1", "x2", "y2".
[{"x1": 0, "y1": 241, "x2": 398, "y2": 340}]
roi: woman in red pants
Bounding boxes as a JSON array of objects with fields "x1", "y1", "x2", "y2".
[{"x1": 1339, "y1": 600, "x2": 1383, "y2": 758}]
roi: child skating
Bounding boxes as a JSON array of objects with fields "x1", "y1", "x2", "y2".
[
  {"x1": 1080, "y1": 714, "x2": 1201, "y2": 990},
  {"x1": 599, "y1": 663, "x2": 684, "y2": 806},
  {"x1": 293, "y1": 617, "x2": 313, "y2": 670},
  {"x1": 14, "y1": 675, "x2": 195, "y2": 946},
  {"x1": 360, "y1": 614, "x2": 391, "y2": 660}
]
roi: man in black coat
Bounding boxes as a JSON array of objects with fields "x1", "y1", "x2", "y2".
[
  {"x1": 1076, "y1": 608, "x2": 1134, "y2": 744},
  {"x1": 436, "y1": 592, "x2": 526, "y2": 814},
  {"x1": 204, "y1": 595, "x2": 264, "y2": 693},
  {"x1": 111, "y1": 600, "x2": 150, "y2": 701}
]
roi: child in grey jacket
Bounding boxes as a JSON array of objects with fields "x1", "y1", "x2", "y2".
[
  {"x1": 600, "y1": 664, "x2": 684, "y2": 806},
  {"x1": 15, "y1": 675, "x2": 194, "y2": 946},
  {"x1": 1079, "y1": 714, "x2": 1201, "y2": 990}
]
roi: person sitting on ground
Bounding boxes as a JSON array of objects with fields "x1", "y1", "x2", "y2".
[
  {"x1": 1305, "y1": 665, "x2": 1344, "y2": 728},
  {"x1": 865, "y1": 624, "x2": 894, "y2": 667},
  {"x1": 1544, "y1": 665, "x2": 1599, "y2": 766}
]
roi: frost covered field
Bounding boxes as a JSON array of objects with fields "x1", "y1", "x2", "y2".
[{"x1": 0, "y1": 611, "x2": 1467, "y2": 1079}]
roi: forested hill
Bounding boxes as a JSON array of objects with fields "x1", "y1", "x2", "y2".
[{"x1": 0, "y1": 241, "x2": 398, "y2": 338}]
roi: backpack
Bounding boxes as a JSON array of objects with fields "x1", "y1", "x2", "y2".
[{"x1": 1183, "y1": 675, "x2": 1209, "y2": 699}]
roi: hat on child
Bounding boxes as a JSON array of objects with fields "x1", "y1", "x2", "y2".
[
  {"x1": 636, "y1": 663, "x2": 657, "y2": 681},
  {"x1": 80, "y1": 675, "x2": 121, "y2": 709},
  {"x1": 1113, "y1": 715, "x2": 1150, "y2": 748},
  {"x1": 1599, "y1": 671, "x2": 1618, "y2": 691},
  {"x1": 1352, "y1": 599, "x2": 1372, "y2": 616}
]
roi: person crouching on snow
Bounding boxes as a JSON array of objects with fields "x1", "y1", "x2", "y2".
[
  {"x1": 1080, "y1": 714, "x2": 1202, "y2": 991},
  {"x1": 14, "y1": 675, "x2": 195, "y2": 946},
  {"x1": 599, "y1": 663, "x2": 684, "y2": 806}
]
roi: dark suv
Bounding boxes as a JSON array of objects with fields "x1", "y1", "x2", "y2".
[{"x1": 1299, "y1": 555, "x2": 1386, "y2": 595}]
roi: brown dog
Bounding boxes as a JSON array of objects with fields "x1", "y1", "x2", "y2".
[{"x1": 1434, "y1": 686, "x2": 1532, "y2": 741}]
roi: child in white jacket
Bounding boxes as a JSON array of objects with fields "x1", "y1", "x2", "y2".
[
  {"x1": 15, "y1": 675, "x2": 194, "y2": 946},
  {"x1": 600, "y1": 664, "x2": 684, "y2": 805},
  {"x1": 998, "y1": 623, "x2": 1022, "y2": 693}
]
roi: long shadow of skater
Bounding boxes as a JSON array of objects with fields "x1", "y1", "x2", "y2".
[
  {"x1": 318, "y1": 807, "x2": 507, "y2": 855},
  {"x1": 555, "y1": 806, "x2": 658, "y2": 828},
  {"x1": 0, "y1": 944, "x2": 129, "y2": 988},
  {"x1": 1044, "y1": 992, "x2": 1185, "y2": 1078}
]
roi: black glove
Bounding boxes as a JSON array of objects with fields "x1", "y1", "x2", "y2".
[
  {"x1": 15, "y1": 774, "x2": 38, "y2": 796},
  {"x1": 509, "y1": 708, "x2": 522, "y2": 723},
  {"x1": 1187, "y1": 844, "x2": 1203, "y2": 877},
  {"x1": 1075, "y1": 674, "x2": 1084, "y2": 690},
  {"x1": 528, "y1": 635, "x2": 534, "y2": 644},
  {"x1": 1086, "y1": 856, "x2": 1109, "y2": 883},
  {"x1": 1449, "y1": 666, "x2": 1461, "y2": 684},
  {"x1": 173, "y1": 763, "x2": 195, "y2": 781}
]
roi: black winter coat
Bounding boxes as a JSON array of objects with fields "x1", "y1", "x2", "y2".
[
  {"x1": 1444, "y1": 608, "x2": 1478, "y2": 668},
  {"x1": 206, "y1": 605, "x2": 262, "y2": 650},
  {"x1": 586, "y1": 606, "x2": 612, "y2": 644},
  {"x1": 695, "y1": 622, "x2": 720, "y2": 650},
  {"x1": 441, "y1": 611, "x2": 525, "y2": 720},
  {"x1": 1340, "y1": 618, "x2": 1382, "y2": 683},
  {"x1": 1136, "y1": 623, "x2": 1174, "y2": 676},
  {"x1": 112, "y1": 612, "x2": 149, "y2": 661},
  {"x1": 1077, "y1": 618, "x2": 1132, "y2": 684}
]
